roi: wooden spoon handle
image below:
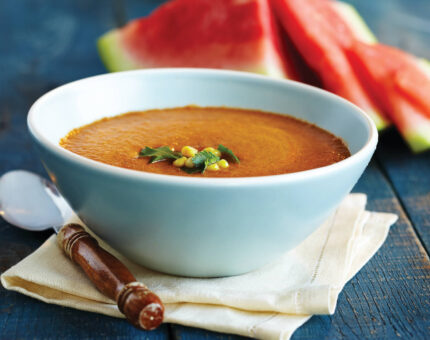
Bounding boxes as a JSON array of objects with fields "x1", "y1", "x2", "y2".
[{"x1": 57, "y1": 223, "x2": 164, "y2": 330}]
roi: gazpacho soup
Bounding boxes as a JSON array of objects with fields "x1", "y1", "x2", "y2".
[{"x1": 60, "y1": 106, "x2": 350, "y2": 177}]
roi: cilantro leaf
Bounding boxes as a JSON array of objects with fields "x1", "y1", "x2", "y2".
[
  {"x1": 139, "y1": 146, "x2": 181, "y2": 163},
  {"x1": 218, "y1": 144, "x2": 240, "y2": 163},
  {"x1": 193, "y1": 150, "x2": 220, "y2": 173},
  {"x1": 181, "y1": 167, "x2": 203, "y2": 174},
  {"x1": 192, "y1": 151, "x2": 219, "y2": 167},
  {"x1": 180, "y1": 150, "x2": 220, "y2": 174}
]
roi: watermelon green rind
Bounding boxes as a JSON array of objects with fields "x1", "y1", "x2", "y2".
[
  {"x1": 405, "y1": 128, "x2": 430, "y2": 153},
  {"x1": 393, "y1": 99, "x2": 430, "y2": 153},
  {"x1": 408, "y1": 59, "x2": 430, "y2": 153},
  {"x1": 402, "y1": 107, "x2": 430, "y2": 153},
  {"x1": 331, "y1": 1, "x2": 391, "y2": 130},
  {"x1": 418, "y1": 58, "x2": 430, "y2": 77},
  {"x1": 97, "y1": 30, "x2": 137, "y2": 72},
  {"x1": 98, "y1": 28, "x2": 287, "y2": 77},
  {"x1": 332, "y1": 1, "x2": 378, "y2": 45},
  {"x1": 366, "y1": 109, "x2": 390, "y2": 131},
  {"x1": 348, "y1": 41, "x2": 430, "y2": 153},
  {"x1": 333, "y1": 1, "x2": 390, "y2": 131},
  {"x1": 272, "y1": 0, "x2": 390, "y2": 131},
  {"x1": 97, "y1": 0, "x2": 291, "y2": 78},
  {"x1": 332, "y1": 1, "x2": 390, "y2": 131}
]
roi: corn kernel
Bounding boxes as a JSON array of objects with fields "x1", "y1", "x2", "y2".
[
  {"x1": 173, "y1": 157, "x2": 187, "y2": 167},
  {"x1": 181, "y1": 146, "x2": 198, "y2": 157},
  {"x1": 217, "y1": 159, "x2": 229, "y2": 169},
  {"x1": 204, "y1": 147, "x2": 221, "y2": 157},
  {"x1": 206, "y1": 163, "x2": 220, "y2": 171},
  {"x1": 185, "y1": 157, "x2": 195, "y2": 168}
]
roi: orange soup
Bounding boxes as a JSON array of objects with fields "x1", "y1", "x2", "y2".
[{"x1": 60, "y1": 106, "x2": 350, "y2": 177}]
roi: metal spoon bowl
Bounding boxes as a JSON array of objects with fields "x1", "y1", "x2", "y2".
[
  {"x1": 0, "y1": 170, "x2": 166, "y2": 329},
  {"x1": 0, "y1": 170, "x2": 73, "y2": 232}
]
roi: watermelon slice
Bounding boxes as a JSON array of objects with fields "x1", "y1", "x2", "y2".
[
  {"x1": 98, "y1": 0, "x2": 296, "y2": 79},
  {"x1": 271, "y1": 0, "x2": 390, "y2": 130},
  {"x1": 348, "y1": 42, "x2": 430, "y2": 152},
  {"x1": 330, "y1": 1, "x2": 377, "y2": 45},
  {"x1": 394, "y1": 63, "x2": 430, "y2": 118}
]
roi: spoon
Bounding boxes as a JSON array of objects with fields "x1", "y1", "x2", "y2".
[
  {"x1": 0, "y1": 170, "x2": 73, "y2": 232},
  {"x1": 0, "y1": 170, "x2": 164, "y2": 330}
]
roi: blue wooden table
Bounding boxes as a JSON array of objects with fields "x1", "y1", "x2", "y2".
[{"x1": 1, "y1": 0, "x2": 429, "y2": 339}]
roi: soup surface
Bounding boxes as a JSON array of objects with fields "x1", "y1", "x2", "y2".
[{"x1": 60, "y1": 106, "x2": 350, "y2": 177}]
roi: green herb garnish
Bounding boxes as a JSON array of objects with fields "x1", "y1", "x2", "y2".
[
  {"x1": 188, "y1": 150, "x2": 220, "y2": 174},
  {"x1": 139, "y1": 146, "x2": 181, "y2": 163},
  {"x1": 138, "y1": 144, "x2": 239, "y2": 174},
  {"x1": 193, "y1": 151, "x2": 220, "y2": 168},
  {"x1": 181, "y1": 166, "x2": 204, "y2": 174},
  {"x1": 218, "y1": 144, "x2": 240, "y2": 163}
]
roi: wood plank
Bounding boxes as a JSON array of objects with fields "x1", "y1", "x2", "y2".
[
  {"x1": 293, "y1": 161, "x2": 430, "y2": 339},
  {"x1": 116, "y1": 0, "x2": 430, "y2": 337},
  {"x1": 344, "y1": 0, "x2": 430, "y2": 57},
  {"x1": 1, "y1": 0, "x2": 429, "y2": 339},
  {"x1": 377, "y1": 129, "x2": 430, "y2": 253},
  {"x1": 0, "y1": 290, "x2": 169, "y2": 340},
  {"x1": 345, "y1": 0, "x2": 430, "y2": 251},
  {"x1": 114, "y1": 0, "x2": 430, "y2": 338},
  {"x1": 0, "y1": 0, "x2": 110, "y2": 176},
  {"x1": 0, "y1": 0, "x2": 169, "y2": 338},
  {"x1": 168, "y1": 161, "x2": 430, "y2": 340},
  {"x1": 171, "y1": 325, "x2": 248, "y2": 340}
]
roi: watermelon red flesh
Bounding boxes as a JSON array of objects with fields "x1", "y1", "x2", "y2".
[
  {"x1": 270, "y1": 1, "x2": 376, "y2": 89},
  {"x1": 277, "y1": 25, "x2": 323, "y2": 88},
  {"x1": 394, "y1": 64, "x2": 430, "y2": 118},
  {"x1": 389, "y1": 95, "x2": 430, "y2": 153},
  {"x1": 347, "y1": 41, "x2": 430, "y2": 152},
  {"x1": 330, "y1": 1, "x2": 377, "y2": 45},
  {"x1": 98, "y1": 0, "x2": 295, "y2": 79},
  {"x1": 271, "y1": 0, "x2": 389, "y2": 130},
  {"x1": 300, "y1": 0, "x2": 356, "y2": 48},
  {"x1": 272, "y1": 0, "x2": 378, "y2": 89}
]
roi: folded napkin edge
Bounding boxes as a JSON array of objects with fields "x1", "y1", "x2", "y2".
[{"x1": 1, "y1": 274, "x2": 123, "y2": 319}]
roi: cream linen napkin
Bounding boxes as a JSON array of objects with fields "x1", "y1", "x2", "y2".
[{"x1": 1, "y1": 194, "x2": 397, "y2": 339}]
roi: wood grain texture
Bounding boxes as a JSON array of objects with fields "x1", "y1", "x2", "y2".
[
  {"x1": 0, "y1": 0, "x2": 429, "y2": 339},
  {"x1": 298, "y1": 162, "x2": 430, "y2": 339},
  {"x1": 0, "y1": 0, "x2": 169, "y2": 338},
  {"x1": 344, "y1": 0, "x2": 430, "y2": 255},
  {"x1": 343, "y1": 0, "x2": 430, "y2": 58},
  {"x1": 167, "y1": 163, "x2": 430, "y2": 340},
  {"x1": 376, "y1": 129, "x2": 430, "y2": 254},
  {"x1": 0, "y1": 291, "x2": 169, "y2": 340}
]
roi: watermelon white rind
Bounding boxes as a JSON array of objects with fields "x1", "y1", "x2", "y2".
[
  {"x1": 402, "y1": 105, "x2": 430, "y2": 153},
  {"x1": 408, "y1": 59, "x2": 430, "y2": 153},
  {"x1": 333, "y1": 1, "x2": 392, "y2": 131},
  {"x1": 272, "y1": 0, "x2": 390, "y2": 131},
  {"x1": 333, "y1": 1, "x2": 391, "y2": 131},
  {"x1": 406, "y1": 129, "x2": 430, "y2": 153},
  {"x1": 97, "y1": 30, "x2": 137, "y2": 72},
  {"x1": 418, "y1": 59, "x2": 430, "y2": 77},
  {"x1": 97, "y1": 0, "x2": 290, "y2": 78},
  {"x1": 366, "y1": 110, "x2": 390, "y2": 131},
  {"x1": 332, "y1": 1, "x2": 378, "y2": 45},
  {"x1": 332, "y1": 1, "x2": 390, "y2": 131},
  {"x1": 389, "y1": 94, "x2": 430, "y2": 153}
]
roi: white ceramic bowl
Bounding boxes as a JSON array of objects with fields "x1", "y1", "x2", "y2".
[{"x1": 28, "y1": 69, "x2": 377, "y2": 277}]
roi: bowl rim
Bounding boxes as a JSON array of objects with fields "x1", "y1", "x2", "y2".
[{"x1": 28, "y1": 68, "x2": 377, "y2": 187}]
